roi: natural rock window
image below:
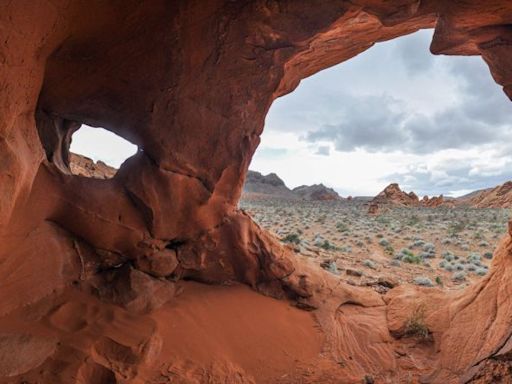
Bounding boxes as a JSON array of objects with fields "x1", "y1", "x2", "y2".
[
  {"x1": 69, "y1": 126, "x2": 138, "y2": 179},
  {"x1": 4, "y1": 2, "x2": 512, "y2": 383}
]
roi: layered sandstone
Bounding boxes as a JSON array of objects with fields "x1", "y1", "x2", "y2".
[
  {"x1": 369, "y1": 184, "x2": 453, "y2": 213},
  {"x1": 457, "y1": 180, "x2": 512, "y2": 208},
  {"x1": 69, "y1": 153, "x2": 117, "y2": 179},
  {"x1": 368, "y1": 183, "x2": 419, "y2": 213},
  {"x1": 1, "y1": 1, "x2": 512, "y2": 383}
]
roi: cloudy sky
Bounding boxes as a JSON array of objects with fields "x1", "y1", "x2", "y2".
[
  {"x1": 71, "y1": 29, "x2": 512, "y2": 197},
  {"x1": 251, "y1": 29, "x2": 512, "y2": 197}
]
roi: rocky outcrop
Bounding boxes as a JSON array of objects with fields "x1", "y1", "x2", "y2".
[
  {"x1": 69, "y1": 153, "x2": 116, "y2": 179},
  {"x1": 457, "y1": 181, "x2": 512, "y2": 208},
  {"x1": 242, "y1": 170, "x2": 296, "y2": 199},
  {"x1": 368, "y1": 183, "x2": 420, "y2": 212},
  {"x1": 2, "y1": 1, "x2": 512, "y2": 383},
  {"x1": 422, "y1": 194, "x2": 454, "y2": 208},
  {"x1": 292, "y1": 183, "x2": 341, "y2": 201},
  {"x1": 369, "y1": 184, "x2": 453, "y2": 213},
  {"x1": 243, "y1": 170, "x2": 341, "y2": 201}
]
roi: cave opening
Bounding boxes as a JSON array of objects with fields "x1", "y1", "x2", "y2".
[
  {"x1": 242, "y1": 29, "x2": 512, "y2": 291},
  {"x1": 69, "y1": 125, "x2": 138, "y2": 179}
]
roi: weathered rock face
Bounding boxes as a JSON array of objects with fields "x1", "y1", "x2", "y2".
[
  {"x1": 369, "y1": 184, "x2": 452, "y2": 212},
  {"x1": 457, "y1": 180, "x2": 512, "y2": 208},
  {"x1": 368, "y1": 183, "x2": 419, "y2": 212},
  {"x1": 69, "y1": 153, "x2": 117, "y2": 179},
  {"x1": 292, "y1": 184, "x2": 341, "y2": 201},
  {"x1": 2, "y1": 1, "x2": 512, "y2": 383}
]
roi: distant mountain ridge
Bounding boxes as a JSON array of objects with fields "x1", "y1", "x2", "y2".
[
  {"x1": 243, "y1": 170, "x2": 296, "y2": 199},
  {"x1": 243, "y1": 170, "x2": 342, "y2": 201},
  {"x1": 67, "y1": 156, "x2": 512, "y2": 209}
]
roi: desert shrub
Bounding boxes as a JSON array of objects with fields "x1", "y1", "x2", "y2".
[
  {"x1": 282, "y1": 233, "x2": 300, "y2": 245},
  {"x1": 403, "y1": 304, "x2": 431, "y2": 340},
  {"x1": 336, "y1": 222, "x2": 349, "y2": 232},
  {"x1": 475, "y1": 267, "x2": 488, "y2": 276},
  {"x1": 320, "y1": 240, "x2": 336, "y2": 251},
  {"x1": 474, "y1": 231, "x2": 484, "y2": 240},
  {"x1": 467, "y1": 252, "x2": 481, "y2": 263},
  {"x1": 478, "y1": 241, "x2": 489, "y2": 247},
  {"x1": 422, "y1": 242, "x2": 435, "y2": 252},
  {"x1": 445, "y1": 264, "x2": 454, "y2": 272},
  {"x1": 408, "y1": 215, "x2": 420, "y2": 226},
  {"x1": 402, "y1": 254, "x2": 422, "y2": 264},
  {"x1": 483, "y1": 251, "x2": 493, "y2": 260},
  {"x1": 384, "y1": 245, "x2": 395, "y2": 256},
  {"x1": 397, "y1": 248, "x2": 413, "y2": 257},
  {"x1": 321, "y1": 260, "x2": 339, "y2": 275},
  {"x1": 435, "y1": 276, "x2": 443, "y2": 286},
  {"x1": 390, "y1": 260, "x2": 401, "y2": 267},
  {"x1": 411, "y1": 239, "x2": 425, "y2": 248},
  {"x1": 441, "y1": 238, "x2": 451, "y2": 245},
  {"x1": 420, "y1": 251, "x2": 435, "y2": 259},
  {"x1": 362, "y1": 259, "x2": 377, "y2": 270},
  {"x1": 452, "y1": 271, "x2": 467, "y2": 281},
  {"x1": 466, "y1": 263, "x2": 476, "y2": 271},
  {"x1": 448, "y1": 221, "x2": 467, "y2": 237},
  {"x1": 453, "y1": 263, "x2": 465, "y2": 271},
  {"x1": 413, "y1": 276, "x2": 434, "y2": 287},
  {"x1": 379, "y1": 238, "x2": 389, "y2": 246},
  {"x1": 442, "y1": 251, "x2": 454, "y2": 262}
]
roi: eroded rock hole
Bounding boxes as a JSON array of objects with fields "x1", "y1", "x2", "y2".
[
  {"x1": 242, "y1": 29, "x2": 512, "y2": 291},
  {"x1": 69, "y1": 126, "x2": 138, "y2": 179}
]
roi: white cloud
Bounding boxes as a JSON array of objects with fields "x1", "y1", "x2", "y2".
[{"x1": 253, "y1": 29, "x2": 512, "y2": 196}]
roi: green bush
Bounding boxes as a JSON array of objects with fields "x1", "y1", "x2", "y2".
[{"x1": 282, "y1": 233, "x2": 300, "y2": 245}]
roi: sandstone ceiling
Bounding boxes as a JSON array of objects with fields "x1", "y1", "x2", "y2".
[{"x1": 2, "y1": 1, "x2": 512, "y2": 383}]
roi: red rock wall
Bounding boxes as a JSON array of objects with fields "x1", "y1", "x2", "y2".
[{"x1": 2, "y1": 1, "x2": 512, "y2": 382}]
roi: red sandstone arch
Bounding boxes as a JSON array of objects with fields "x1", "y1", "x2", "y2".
[{"x1": 1, "y1": 1, "x2": 512, "y2": 382}]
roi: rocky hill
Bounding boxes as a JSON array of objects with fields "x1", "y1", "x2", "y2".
[
  {"x1": 368, "y1": 183, "x2": 419, "y2": 214},
  {"x1": 243, "y1": 170, "x2": 341, "y2": 201},
  {"x1": 368, "y1": 183, "x2": 452, "y2": 214},
  {"x1": 292, "y1": 184, "x2": 341, "y2": 201},
  {"x1": 242, "y1": 170, "x2": 297, "y2": 199},
  {"x1": 456, "y1": 181, "x2": 512, "y2": 208}
]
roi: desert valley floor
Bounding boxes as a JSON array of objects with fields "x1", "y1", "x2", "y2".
[{"x1": 240, "y1": 197, "x2": 510, "y2": 292}]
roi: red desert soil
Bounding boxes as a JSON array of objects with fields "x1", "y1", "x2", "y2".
[
  {"x1": 153, "y1": 283, "x2": 323, "y2": 383},
  {"x1": 0, "y1": 282, "x2": 323, "y2": 384}
]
